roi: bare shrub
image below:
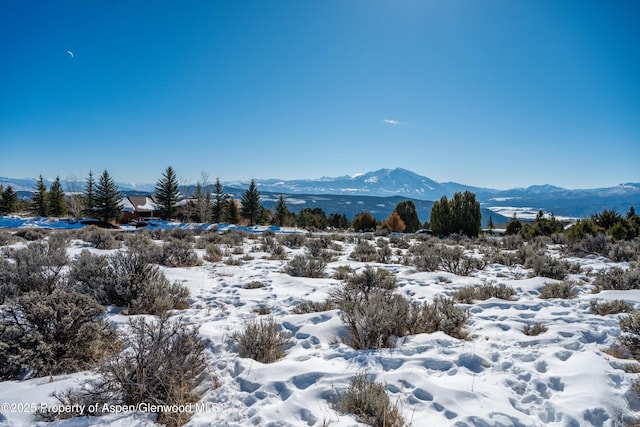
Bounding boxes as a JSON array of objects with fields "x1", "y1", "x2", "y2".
[
  {"x1": 609, "y1": 240, "x2": 640, "y2": 262},
  {"x1": 204, "y1": 243, "x2": 223, "y2": 262},
  {"x1": 410, "y1": 297, "x2": 469, "y2": 339},
  {"x1": 409, "y1": 242, "x2": 440, "y2": 272},
  {"x1": 438, "y1": 245, "x2": 484, "y2": 276},
  {"x1": 244, "y1": 280, "x2": 265, "y2": 289},
  {"x1": 527, "y1": 254, "x2": 569, "y2": 280},
  {"x1": 333, "y1": 265, "x2": 354, "y2": 280},
  {"x1": 590, "y1": 299, "x2": 634, "y2": 315},
  {"x1": 232, "y1": 316, "x2": 291, "y2": 363},
  {"x1": 43, "y1": 316, "x2": 209, "y2": 427},
  {"x1": 2, "y1": 237, "x2": 68, "y2": 295},
  {"x1": 453, "y1": 284, "x2": 515, "y2": 303},
  {"x1": 568, "y1": 233, "x2": 610, "y2": 257},
  {"x1": 284, "y1": 254, "x2": 326, "y2": 278},
  {"x1": 161, "y1": 238, "x2": 201, "y2": 267},
  {"x1": 539, "y1": 281, "x2": 577, "y2": 299},
  {"x1": 124, "y1": 232, "x2": 163, "y2": 263},
  {"x1": 339, "y1": 372, "x2": 404, "y2": 427},
  {"x1": 167, "y1": 228, "x2": 195, "y2": 241},
  {"x1": 77, "y1": 225, "x2": 120, "y2": 249},
  {"x1": 15, "y1": 228, "x2": 47, "y2": 241},
  {"x1": 350, "y1": 240, "x2": 379, "y2": 262},
  {"x1": 592, "y1": 265, "x2": 640, "y2": 292},
  {"x1": 523, "y1": 322, "x2": 548, "y2": 336},
  {"x1": 292, "y1": 299, "x2": 336, "y2": 314},
  {"x1": 279, "y1": 233, "x2": 307, "y2": 249},
  {"x1": 0, "y1": 289, "x2": 119, "y2": 380},
  {"x1": 106, "y1": 251, "x2": 190, "y2": 314},
  {"x1": 66, "y1": 250, "x2": 111, "y2": 302}
]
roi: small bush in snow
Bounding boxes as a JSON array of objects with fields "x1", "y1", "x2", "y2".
[
  {"x1": 0, "y1": 289, "x2": 119, "y2": 380},
  {"x1": 284, "y1": 254, "x2": 326, "y2": 278},
  {"x1": 539, "y1": 281, "x2": 577, "y2": 299},
  {"x1": 124, "y1": 232, "x2": 163, "y2": 263},
  {"x1": 15, "y1": 228, "x2": 47, "y2": 241},
  {"x1": 333, "y1": 265, "x2": 354, "y2": 280},
  {"x1": 608, "y1": 240, "x2": 640, "y2": 262},
  {"x1": 409, "y1": 242, "x2": 440, "y2": 272},
  {"x1": 339, "y1": 372, "x2": 405, "y2": 427},
  {"x1": 77, "y1": 225, "x2": 119, "y2": 250},
  {"x1": 453, "y1": 284, "x2": 515, "y2": 303},
  {"x1": 410, "y1": 297, "x2": 470, "y2": 339},
  {"x1": 232, "y1": 316, "x2": 291, "y2": 363},
  {"x1": 161, "y1": 238, "x2": 201, "y2": 267},
  {"x1": 105, "y1": 251, "x2": 190, "y2": 314},
  {"x1": 350, "y1": 240, "x2": 379, "y2": 262},
  {"x1": 204, "y1": 243, "x2": 223, "y2": 262},
  {"x1": 279, "y1": 233, "x2": 306, "y2": 249},
  {"x1": 527, "y1": 254, "x2": 570, "y2": 280},
  {"x1": 590, "y1": 299, "x2": 634, "y2": 316},
  {"x1": 523, "y1": 321, "x2": 548, "y2": 336},
  {"x1": 292, "y1": 299, "x2": 336, "y2": 314},
  {"x1": 66, "y1": 250, "x2": 111, "y2": 303},
  {"x1": 437, "y1": 245, "x2": 485, "y2": 276},
  {"x1": 592, "y1": 265, "x2": 640, "y2": 292},
  {"x1": 43, "y1": 316, "x2": 209, "y2": 427}
]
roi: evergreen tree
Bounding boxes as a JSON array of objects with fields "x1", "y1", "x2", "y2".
[
  {"x1": 429, "y1": 196, "x2": 451, "y2": 236},
  {"x1": 155, "y1": 166, "x2": 180, "y2": 220},
  {"x1": 0, "y1": 186, "x2": 18, "y2": 215},
  {"x1": 32, "y1": 175, "x2": 49, "y2": 217},
  {"x1": 327, "y1": 213, "x2": 350, "y2": 230},
  {"x1": 48, "y1": 176, "x2": 66, "y2": 217},
  {"x1": 212, "y1": 178, "x2": 224, "y2": 224},
  {"x1": 487, "y1": 215, "x2": 495, "y2": 233},
  {"x1": 274, "y1": 195, "x2": 290, "y2": 227},
  {"x1": 505, "y1": 214, "x2": 522, "y2": 236},
  {"x1": 223, "y1": 198, "x2": 240, "y2": 224},
  {"x1": 83, "y1": 170, "x2": 97, "y2": 215},
  {"x1": 394, "y1": 200, "x2": 421, "y2": 233},
  {"x1": 240, "y1": 179, "x2": 261, "y2": 226},
  {"x1": 351, "y1": 212, "x2": 377, "y2": 232},
  {"x1": 94, "y1": 170, "x2": 122, "y2": 224}
]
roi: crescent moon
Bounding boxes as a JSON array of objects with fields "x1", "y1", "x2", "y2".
[{"x1": 67, "y1": 50, "x2": 74, "y2": 58}]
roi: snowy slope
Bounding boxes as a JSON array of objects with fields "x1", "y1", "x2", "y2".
[{"x1": 0, "y1": 234, "x2": 638, "y2": 427}]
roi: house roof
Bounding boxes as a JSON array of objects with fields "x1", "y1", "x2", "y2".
[{"x1": 119, "y1": 196, "x2": 158, "y2": 212}]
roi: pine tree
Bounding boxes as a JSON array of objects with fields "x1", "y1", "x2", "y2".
[
  {"x1": 83, "y1": 171, "x2": 96, "y2": 215},
  {"x1": 505, "y1": 214, "x2": 522, "y2": 236},
  {"x1": 1, "y1": 186, "x2": 18, "y2": 214},
  {"x1": 224, "y1": 198, "x2": 240, "y2": 224},
  {"x1": 429, "y1": 196, "x2": 450, "y2": 236},
  {"x1": 274, "y1": 195, "x2": 290, "y2": 227},
  {"x1": 352, "y1": 212, "x2": 377, "y2": 232},
  {"x1": 487, "y1": 215, "x2": 495, "y2": 233},
  {"x1": 212, "y1": 178, "x2": 224, "y2": 224},
  {"x1": 48, "y1": 176, "x2": 66, "y2": 217},
  {"x1": 32, "y1": 175, "x2": 49, "y2": 217},
  {"x1": 155, "y1": 166, "x2": 180, "y2": 220},
  {"x1": 393, "y1": 200, "x2": 421, "y2": 233},
  {"x1": 241, "y1": 179, "x2": 261, "y2": 226},
  {"x1": 94, "y1": 170, "x2": 122, "y2": 224}
]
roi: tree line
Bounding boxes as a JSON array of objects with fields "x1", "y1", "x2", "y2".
[{"x1": 3, "y1": 167, "x2": 490, "y2": 236}]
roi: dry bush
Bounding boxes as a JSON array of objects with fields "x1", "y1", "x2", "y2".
[
  {"x1": 592, "y1": 265, "x2": 640, "y2": 292},
  {"x1": 539, "y1": 281, "x2": 577, "y2": 299},
  {"x1": 232, "y1": 316, "x2": 291, "y2": 363},
  {"x1": 408, "y1": 242, "x2": 440, "y2": 272},
  {"x1": 526, "y1": 254, "x2": 570, "y2": 280},
  {"x1": 608, "y1": 240, "x2": 640, "y2": 262},
  {"x1": 339, "y1": 372, "x2": 404, "y2": 427},
  {"x1": 292, "y1": 299, "x2": 336, "y2": 314},
  {"x1": 1, "y1": 236, "x2": 68, "y2": 295},
  {"x1": 76, "y1": 225, "x2": 120, "y2": 249},
  {"x1": 66, "y1": 250, "x2": 111, "y2": 303},
  {"x1": 523, "y1": 321, "x2": 548, "y2": 336},
  {"x1": 437, "y1": 245, "x2": 485, "y2": 276},
  {"x1": 106, "y1": 251, "x2": 190, "y2": 314},
  {"x1": 409, "y1": 297, "x2": 469, "y2": 339},
  {"x1": 161, "y1": 238, "x2": 201, "y2": 267},
  {"x1": 42, "y1": 316, "x2": 209, "y2": 427},
  {"x1": 124, "y1": 232, "x2": 163, "y2": 263},
  {"x1": 284, "y1": 254, "x2": 326, "y2": 278},
  {"x1": 279, "y1": 233, "x2": 307, "y2": 249},
  {"x1": 453, "y1": 284, "x2": 515, "y2": 303},
  {"x1": 567, "y1": 233, "x2": 610, "y2": 257},
  {"x1": 14, "y1": 228, "x2": 47, "y2": 241},
  {"x1": 244, "y1": 280, "x2": 265, "y2": 289},
  {"x1": 333, "y1": 265, "x2": 354, "y2": 280},
  {"x1": 204, "y1": 243, "x2": 223, "y2": 262},
  {"x1": 350, "y1": 240, "x2": 379, "y2": 262},
  {"x1": 0, "y1": 289, "x2": 119, "y2": 380},
  {"x1": 590, "y1": 299, "x2": 634, "y2": 315}
]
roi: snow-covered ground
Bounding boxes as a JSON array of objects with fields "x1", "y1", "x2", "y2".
[{"x1": 1, "y1": 230, "x2": 639, "y2": 427}]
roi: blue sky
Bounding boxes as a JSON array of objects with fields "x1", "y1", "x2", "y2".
[{"x1": 1, "y1": 0, "x2": 638, "y2": 190}]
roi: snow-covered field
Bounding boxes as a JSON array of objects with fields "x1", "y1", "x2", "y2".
[{"x1": 1, "y1": 229, "x2": 639, "y2": 427}]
